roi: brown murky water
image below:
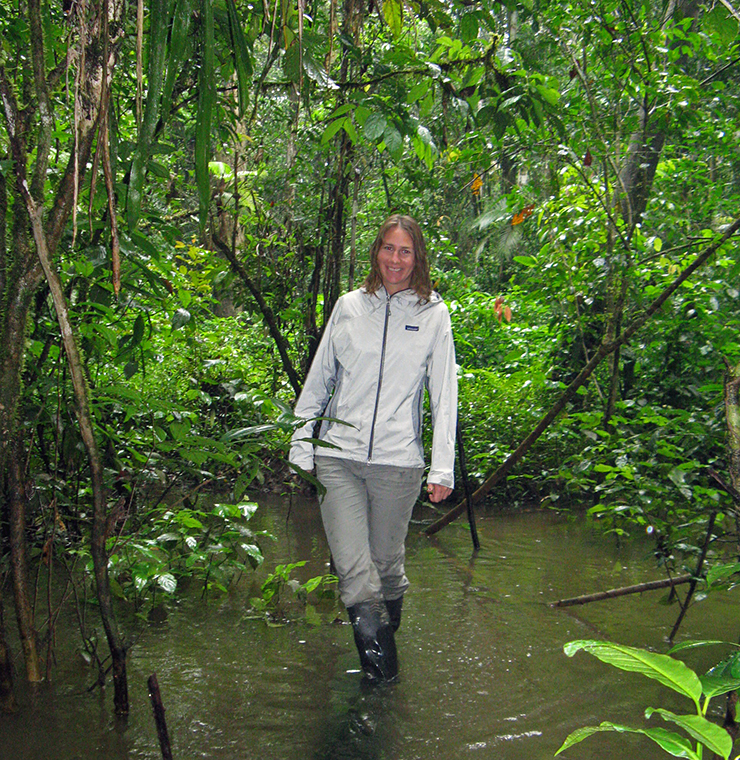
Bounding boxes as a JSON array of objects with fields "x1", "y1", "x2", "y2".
[{"x1": 2, "y1": 497, "x2": 737, "y2": 760}]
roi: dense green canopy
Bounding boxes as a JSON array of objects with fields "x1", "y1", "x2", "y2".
[{"x1": 1, "y1": 0, "x2": 739, "y2": 714}]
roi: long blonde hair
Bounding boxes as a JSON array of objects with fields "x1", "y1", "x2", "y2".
[{"x1": 362, "y1": 214, "x2": 432, "y2": 300}]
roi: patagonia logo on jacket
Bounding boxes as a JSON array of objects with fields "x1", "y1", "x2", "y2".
[{"x1": 405, "y1": 325, "x2": 419, "y2": 331}]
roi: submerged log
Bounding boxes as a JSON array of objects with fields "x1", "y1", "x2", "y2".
[{"x1": 550, "y1": 574, "x2": 693, "y2": 608}]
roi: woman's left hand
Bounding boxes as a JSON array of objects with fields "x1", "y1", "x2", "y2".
[{"x1": 426, "y1": 483, "x2": 452, "y2": 503}]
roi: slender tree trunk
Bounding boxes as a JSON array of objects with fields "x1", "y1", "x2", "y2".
[
  {"x1": 23, "y1": 195, "x2": 129, "y2": 714},
  {"x1": 7, "y1": 439, "x2": 42, "y2": 683},
  {"x1": 0, "y1": 595, "x2": 16, "y2": 712},
  {"x1": 599, "y1": 0, "x2": 701, "y2": 422},
  {"x1": 726, "y1": 360, "x2": 740, "y2": 494},
  {"x1": 0, "y1": 177, "x2": 44, "y2": 684}
]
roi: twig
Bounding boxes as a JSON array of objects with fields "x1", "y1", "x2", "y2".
[
  {"x1": 668, "y1": 512, "x2": 717, "y2": 642},
  {"x1": 550, "y1": 574, "x2": 693, "y2": 608}
]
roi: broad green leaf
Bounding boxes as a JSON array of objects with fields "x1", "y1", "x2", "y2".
[
  {"x1": 645, "y1": 708, "x2": 732, "y2": 759},
  {"x1": 364, "y1": 113, "x2": 387, "y2": 141},
  {"x1": 460, "y1": 12, "x2": 479, "y2": 43},
  {"x1": 303, "y1": 51, "x2": 338, "y2": 89},
  {"x1": 513, "y1": 255, "x2": 537, "y2": 267},
  {"x1": 330, "y1": 103, "x2": 355, "y2": 118},
  {"x1": 321, "y1": 117, "x2": 346, "y2": 145},
  {"x1": 555, "y1": 721, "x2": 699, "y2": 759},
  {"x1": 667, "y1": 640, "x2": 732, "y2": 655},
  {"x1": 343, "y1": 118, "x2": 358, "y2": 144},
  {"x1": 707, "y1": 651, "x2": 740, "y2": 680},
  {"x1": 236, "y1": 501, "x2": 259, "y2": 520},
  {"x1": 283, "y1": 39, "x2": 301, "y2": 82},
  {"x1": 156, "y1": 573, "x2": 177, "y2": 594},
  {"x1": 706, "y1": 562, "x2": 740, "y2": 586},
  {"x1": 383, "y1": 124, "x2": 403, "y2": 160},
  {"x1": 535, "y1": 83, "x2": 560, "y2": 106},
  {"x1": 384, "y1": 0, "x2": 403, "y2": 37},
  {"x1": 563, "y1": 640, "x2": 703, "y2": 705},
  {"x1": 699, "y1": 674, "x2": 740, "y2": 700},
  {"x1": 171, "y1": 308, "x2": 191, "y2": 330},
  {"x1": 407, "y1": 80, "x2": 430, "y2": 103},
  {"x1": 241, "y1": 543, "x2": 264, "y2": 568}
]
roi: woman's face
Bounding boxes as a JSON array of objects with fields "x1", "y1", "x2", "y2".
[{"x1": 377, "y1": 226, "x2": 415, "y2": 295}]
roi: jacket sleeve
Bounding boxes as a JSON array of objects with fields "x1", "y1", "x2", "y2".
[
  {"x1": 288, "y1": 303, "x2": 341, "y2": 471},
  {"x1": 426, "y1": 305, "x2": 458, "y2": 489}
]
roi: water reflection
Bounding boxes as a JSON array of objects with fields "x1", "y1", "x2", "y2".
[
  {"x1": 2, "y1": 497, "x2": 738, "y2": 760},
  {"x1": 314, "y1": 680, "x2": 402, "y2": 760}
]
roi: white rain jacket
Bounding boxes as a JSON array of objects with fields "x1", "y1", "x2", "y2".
[{"x1": 289, "y1": 285, "x2": 457, "y2": 488}]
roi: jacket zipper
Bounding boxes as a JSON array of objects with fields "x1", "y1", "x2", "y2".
[{"x1": 367, "y1": 293, "x2": 392, "y2": 461}]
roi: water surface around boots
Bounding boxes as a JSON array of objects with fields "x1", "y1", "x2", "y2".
[{"x1": 2, "y1": 496, "x2": 737, "y2": 760}]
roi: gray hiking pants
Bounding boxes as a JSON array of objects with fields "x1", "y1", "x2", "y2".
[{"x1": 315, "y1": 456, "x2": 424, "y2": 608}]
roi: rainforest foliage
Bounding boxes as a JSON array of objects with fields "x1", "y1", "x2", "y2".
[{"x1": 1, "y1": 0, "x2": 739, "y2": 714}]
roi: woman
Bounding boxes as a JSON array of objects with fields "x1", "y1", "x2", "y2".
[{"x1": 289, "y1": 214, "x2": 457, "y2": 682}]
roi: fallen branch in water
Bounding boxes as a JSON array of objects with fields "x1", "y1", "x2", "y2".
[{"x1": 549, "y1": 574, "x2": 693, "y2": 608}]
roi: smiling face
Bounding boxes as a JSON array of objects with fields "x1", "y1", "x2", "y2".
[{"x1": 376, "y1": 226, "x2": 415, "y2": 295}]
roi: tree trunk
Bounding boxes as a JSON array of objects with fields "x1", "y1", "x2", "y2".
[
  {"x1": 0, "y1": 595, "x2": 16, "y2": 713},
  {"x1": 24, "y1": 194, "x2": 129, "y2": 714},
  {"x1": 7, "y1": 439, "x2": 42, "y2": 683},
  {"x1": 725, "y1": 360, "x2": 740, "y2": 494},
  {"x1": 599, "y1": 0, "x2": 701, "y2": 421},
  {"x1": 0, "y1": 170, "x2": 45, "y2": 687},
  {"x1": 0, "y1": 0, "x2": 125, "y2": 707}
]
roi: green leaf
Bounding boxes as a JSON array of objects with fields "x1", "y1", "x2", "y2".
[
  {"x1": 343, "y1": 118, "x2": 358, "y2": 144},
  {"x1": 563, "y1": 640, "x2": 703, "y2": 705},
  {"x1": 171, "y1": 308, "x2": 191, "y2": 330},
  {"x1": 127, "y1": 0, "x2": 169, "y2": 231},
  {"x1": 241, "y1": 543, "x2": 264, "y2": 569},
  {"x1": 225, "y1": 0, "x2": 252, "y2": 116},
  {"x1": 704, "y1": 4, "x2": 739, "y2": 46},
  {"x1": 364, "y1": 113, "x2": 387, "y2": 141},
  {"x1": 161, "y1": 0, "x2": 194, "y2": 122},
  {"x1": 195, "y1": 0, "x2": 216, "y2": 231},
  {"x1": 534, "y1": 83, "x2": 560, "y2": 106},
  {"x1": 645, "y1": 708, "x2": 732, "y2": 759},
  {"x1": 156, "y1": 573, "x2": 177, "y2": 594},
  {"x1": 460, "y1": 12, "x2": 479, "y2": 43},
  {"x1": 383, "y1": 0, "x2": 403, "y2": 37},
  {"x1": 513, "y1": 255, "x2": 537, "y2": 267},
  {"x1": 383, "y1": 124, "x2": 403, "y2": 160},
  {"x1": 706, "y1": 562, "x2": 740, "y2": 587},
  {"x1": 321, "y1": 117, "x2": 346, "y2": 145},
  {"x1": 699, "y1": 674, "x2": 740, "y2": 700},
  {"x1": 236, "y1": 501, "x2": 259, "y2": 520},
  {"x1": 132, "y1": 313, "x2": 145, "y2": 345},
  {"x1": 555, "y1": 722, "x2": 700, "y2": 759}
]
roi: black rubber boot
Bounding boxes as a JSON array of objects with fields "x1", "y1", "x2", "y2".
[
  {"x1": 346, "y1": 599, "x2": 398, "y2": 683},
  {"x1": 385, "y1": 596, "x2": 403, "y2": 633}
]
